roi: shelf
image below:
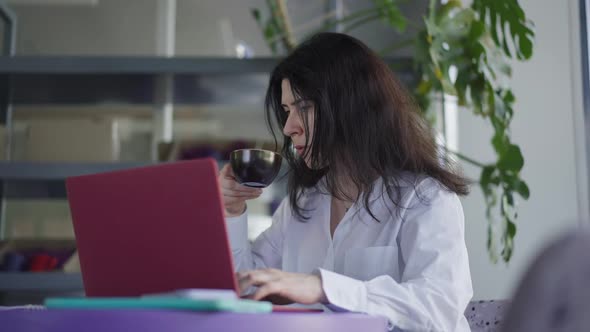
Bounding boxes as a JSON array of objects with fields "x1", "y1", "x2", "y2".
[
  {"x1": 0, "y1": 56, "x2": 279, "y2": 105},
  {"x1": 0, "y1": 56, "x2": 282, "y2": 75},
  {"x1": 0, "y1": 161, "x2": 150, "y2": 181},
  {"x1": 0, "y1": 161, "x2": 233, "y2": 199},
  {"x1": 0, "y1": 56, "x2": 415, "y2": 105},
  {"x1": 0, "y1": 162, "x2": 150, "y2": 199},
  {"x1": 0, "y1": 56, "x2": 413, "y2": 75},
  {"x1": 0, "y1": 272, "x2": 83, "y2": 292},
  {"x1": 8, "y1": 73, "x2": 270, "y2": 105}
]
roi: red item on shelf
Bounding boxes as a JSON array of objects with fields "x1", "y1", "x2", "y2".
[{"x1": 29, "y1": 253, "x2": 59, "y2": 272}]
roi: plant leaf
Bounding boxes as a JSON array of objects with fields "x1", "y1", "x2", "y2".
[
  {"x1": 497, "y1": 144, "x2": 524, "y2": 172},
  {"x1": 492, "y1": 132, "x2": 508, "y2": 155},
  {"x1": 372, "y1": 0, "x2": 408, "y2": 32},
  {"x1": 507, "y1": 219, "x2": 517, "y2": 238},
  {"x1": 516, "y1": 180, "x2": 530, "y2": 199},
  {"x1": 472, "y1": 0, "x2": 535, "y2": 60},
  {"x1": 480, "y1": 165, "x2": 496, "y2": 186},
  {"x1": 251, "y1": 8, "x2": 262, "y2": 25}
]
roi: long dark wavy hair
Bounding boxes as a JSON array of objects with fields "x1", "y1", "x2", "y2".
[{"x1": 265, "y1": 32, "x2": 469, "y2": 221}]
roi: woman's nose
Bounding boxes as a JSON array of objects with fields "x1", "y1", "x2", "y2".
[{"x1": 283, "y1": 111, "x2": 302, "y2": 137}]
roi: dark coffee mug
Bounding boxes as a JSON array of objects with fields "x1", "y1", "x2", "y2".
[{"x1": 230, "y1": 149, "x2": 282, "y2": 188}]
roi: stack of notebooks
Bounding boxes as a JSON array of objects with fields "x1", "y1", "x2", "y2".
[{"x1": 44, "y1": 289, "x2": 272, "y2": 313}]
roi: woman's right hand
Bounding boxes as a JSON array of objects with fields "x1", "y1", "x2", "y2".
[{"x1": 218, "y1": 164, "x2": 263, "y2": 217}]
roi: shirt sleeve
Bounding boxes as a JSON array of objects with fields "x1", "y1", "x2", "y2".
[
  {"x1": 319, "y1": 184, "x2": 473, "y2": 331},
  {"x1": 225, "y1": 198, "x2": 289, "y2": 272}
]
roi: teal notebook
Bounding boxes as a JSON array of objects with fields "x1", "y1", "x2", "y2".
[{"x1": 44, "y1": 297, "x2": 272, "y2": 313}]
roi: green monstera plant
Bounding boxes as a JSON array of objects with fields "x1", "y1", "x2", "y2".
[{"x1": 251, "y1": 0, "x2": 534, "y2": 263}]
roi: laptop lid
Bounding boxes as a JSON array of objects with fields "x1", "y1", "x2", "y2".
[{"x1": 66, "y1": 158, "x2": 239, "y2": 297}]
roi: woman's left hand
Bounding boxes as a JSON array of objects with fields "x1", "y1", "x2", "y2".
[{"x1": 237, "y1": 268, "x2": 327, "y2": 305}]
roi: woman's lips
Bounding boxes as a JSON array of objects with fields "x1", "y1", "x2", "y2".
[{"x1": 294, "y1": 145, "x2": 305, "y2": 155}]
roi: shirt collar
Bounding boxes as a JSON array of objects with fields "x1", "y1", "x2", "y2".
[{"x1": 313, "y1": 172, "x2": 420, "y2": 226}]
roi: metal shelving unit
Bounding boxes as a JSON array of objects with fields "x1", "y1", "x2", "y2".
[{"x1": 0, "y1": 56, "x2": 290, "y2": 296}]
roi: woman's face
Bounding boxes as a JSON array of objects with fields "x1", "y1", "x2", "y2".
[{"x1": 281, "y1": 79, "x2": 315, "y2": 167}]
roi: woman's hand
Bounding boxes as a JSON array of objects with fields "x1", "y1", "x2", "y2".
[
  {"x1": 237, "y1": 268, "x2": 327, "y2": 305},
  {"x1": 218, "y1": 164, "x2": 262, "y2": 217}
]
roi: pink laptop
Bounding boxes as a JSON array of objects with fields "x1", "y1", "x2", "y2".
[
  {"x1": 67, "y1": 158, "x2": 322, "y2": 313},
  {"x1": 66, "y1": 158, "x2": 238, "y2": 297}
]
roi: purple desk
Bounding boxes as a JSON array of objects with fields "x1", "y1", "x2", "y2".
[{"x1": 0, "y1": 309, "x2": 388, "y2": 332}]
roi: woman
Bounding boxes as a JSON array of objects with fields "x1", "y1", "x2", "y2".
[{"x1": 218, "y1": 32, "x2": 473, "y2": 331}]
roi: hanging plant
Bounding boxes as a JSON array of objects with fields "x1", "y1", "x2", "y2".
[{"x1": 251, "y1": 0, "x2": 534, "y2": 263}]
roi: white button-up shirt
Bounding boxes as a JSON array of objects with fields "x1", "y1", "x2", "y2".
[{"x1": 226, "y1": 175, "x2": 473, "y2": 332}]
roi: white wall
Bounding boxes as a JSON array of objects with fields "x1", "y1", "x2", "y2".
[
  {"x1": 13, "y1": 0, "x2": 159, "y2": 55},
  {"x1": 459, "y1": 0, "x2": 588, "y2": 300}
]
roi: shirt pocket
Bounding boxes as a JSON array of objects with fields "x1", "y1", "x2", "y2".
[{"x1": 343, "y1": 246, "x2": 400, "y2": 281}]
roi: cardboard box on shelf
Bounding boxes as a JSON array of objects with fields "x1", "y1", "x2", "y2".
[
  {"x1": 4, "y1": 200, "x2": 74, "y2": 239},
  {"x1": 62, "y1": 251, "x2": 80, "y2": 273},
  {"x1": 24, "y1": 118, "x2": 120, "y2": 162}
]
